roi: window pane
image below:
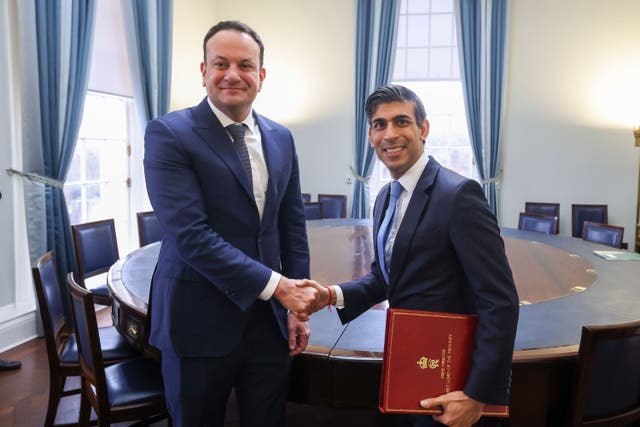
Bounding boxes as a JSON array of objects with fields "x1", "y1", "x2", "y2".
[
  {"x1": 430, "y1": 14, "x2": 453, "y2": 46},
  {"x1": 78, "y1": 95, "x2": 102, "y2": 138},
  {"x1": 67, "y1": 147, "x2": 82, "y2": 183},
  {"x1": 100, "y1": 98, "x2": 127, "y2": 140},
  {"x1": 85, "y1": 142, "x2": 101, "y2": 181},
  {"x1": 396, "y1": 15, "x2": 408, "y2": 48},
  {"x1": 408, "y1": 0, "x2": 429, "y2": 13},
  {"x1": 431, "y1": 0, "x2": 453, "y2": 13},
  {"x1": 406, "y1": 48, "x2": 429, "y2": 80},
  {"x1": 428, "y1": 47, "x2": 452, "y2": 79},
  {"x1": 407, "y1": 15, "x2": 430, "y2": 47},
  {"x1": 85, "y1": 139, "x2": 127, "y2": 182},
  {"x1": 450, "y1": 147, "x2": 473, "y2": 173},
  {"x1": 452, "y1": 47, "x2": 460, "y2": 79},
  {"x1": 64, "y1": 184, "x2": 83, "y2": 225},
  {"x1": 393, "y1": 48, "x2": 407, "y2": 81},
  {"x1": 400, "y1": 0, "x2": 408, "y2": 14}
]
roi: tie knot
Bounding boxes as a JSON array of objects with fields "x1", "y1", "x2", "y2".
[
  {"x1": 226, "y1": 123, "x2": 246, "y2": 142},
  {"x1": 390, "y1": 181, "x2": 403, "y2": 199}
]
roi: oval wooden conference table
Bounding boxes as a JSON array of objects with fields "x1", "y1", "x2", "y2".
[{"x1": 108, "y1": 219, "x2": 640, "y2": 426}]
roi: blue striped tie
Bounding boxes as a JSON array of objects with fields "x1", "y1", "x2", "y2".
[
  {"x1": 377, "y1": 181, "x2": 403, "y2": 284},
  {"x1": 227, "y1": 124, "x2": 253, "y2": 191}
]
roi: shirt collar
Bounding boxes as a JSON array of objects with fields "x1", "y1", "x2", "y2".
[
  {"x1": 396, "y1": 152, "x2": 429, "y2": 194},
  {"x1": 207, "y1": 97, "x2": 257, "y2": 135}
]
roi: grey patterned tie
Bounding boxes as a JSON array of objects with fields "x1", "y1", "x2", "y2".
[{"x1": 226, "y1": 124, "x2": 253, "y2": 191}]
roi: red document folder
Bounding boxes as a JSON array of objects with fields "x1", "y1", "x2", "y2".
[{"x1": 379, "y1": 308, "x2": 509, "y2": 417}]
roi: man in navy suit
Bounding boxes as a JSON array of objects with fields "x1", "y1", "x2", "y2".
[
  {"x1": 305, "y1": 85, "x2": 519, "y2": 427},
  {"x1": 144, "y1": 21, "x2": 322, "y2": 427}
]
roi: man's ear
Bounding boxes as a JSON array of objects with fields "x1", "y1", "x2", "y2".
[
  {"x1": 420, "y1": 119, "x2": 430, "y2": 141},
  {"x1": 258, "y1": 67, "x2": 266, "y2": 91}
]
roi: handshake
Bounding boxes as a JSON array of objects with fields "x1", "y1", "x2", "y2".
[{"x1": 273, "y1": 276, "x2": 334, "y2": 321}]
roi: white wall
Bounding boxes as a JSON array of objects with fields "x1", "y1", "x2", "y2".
[
  {"x1": 171, "y1": 0, "x2": 356, "y2": 208},
  {"x1": 501, "y1": 0, "x2": 640, "y2": 243}
]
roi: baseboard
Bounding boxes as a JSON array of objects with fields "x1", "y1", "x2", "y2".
[{"x1": 0, "y1": 310, "x2": 38, "y2": 353}]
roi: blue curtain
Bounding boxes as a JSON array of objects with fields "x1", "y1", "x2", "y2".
[
  {"x1": 456, "y1": 0, "x2": 509, "y2": 217},
  {"x1": 31, "y1": 0, "x2": 96, "y2": 317},
  {"x1": 122, "y1": 0, "x2": 173, "y2": 127},
  {"x1": 351, "y1": 0, "x2": 400, "y2": 218}
]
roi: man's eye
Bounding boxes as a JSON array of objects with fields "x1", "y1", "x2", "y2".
[
  {"x1": 241, "y1": 63, "x2": 254, "y2": 70},
  {"x1": 213, "y1": 62, "x2": 227, "y2": 69},
  {"x1": 372, "y1": 122, "x2": 386, "y2": 129},
  {"x1": 397, "y1": 119, "x2": 410, "y2": 126}
]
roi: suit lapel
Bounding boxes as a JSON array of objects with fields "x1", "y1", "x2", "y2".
[
  {"x1": 388, "y1": 158, "x2": 440, "y2": 289},
  {"x1": 192, "y1": 98, "x2": 254, "y2": 199},
  {"x1": 254, "y1": 113, "x2": 280, "y2": 226}
]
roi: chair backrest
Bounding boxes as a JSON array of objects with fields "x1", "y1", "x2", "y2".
[
  {"x1": 72, "y1": 219, "x2": 120, "y2": 284},
  {"x1": 518, "y1": 212, "x2": 558, "y2": 235},
  {"x1": 317, "y1": 194, "x2": 347, "y2": 218},
  {"x1": 301, "y1": 193, "x2": 311, "y2": 203},
  {"x1": 525, "y1": 202, "x2": 560, "y2": 234},
  {"x1": 571, "y1": 204, "x2": 608, "y2": 238},
  {"x1": 304, "y1": 202, "x2": 323, "y2": 220},
  {"x1": 66, "y1": 273, "x2": 109, "y2": 403},
  {"x1": 569, "y1": 320, "x2": 640, "y2": 426},
  {"x1": 32, "y1": 252, "x2": 71, "y2": 370},
  {"x1": 581, "y1": 221, "x2": 624, "y2": 249},
  {"x1": 136, "y1": 211, "x2": 163, "y2": 247}
]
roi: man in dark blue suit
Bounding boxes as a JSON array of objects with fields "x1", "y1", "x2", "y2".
[
  {"x1": 305, "y1": 85, "x2": 519, "y2": 427},
  {"x1": 144, "y1": 21, "x2": 322, "y2": 427}
]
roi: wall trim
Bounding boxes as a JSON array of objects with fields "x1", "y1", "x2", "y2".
[{"x1": 0, "y1": 309, "x2": 38, "y2": 353}]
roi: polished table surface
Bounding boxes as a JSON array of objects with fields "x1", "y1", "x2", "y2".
[{"x1": 108, "y1": 220, "x2": 640, "y2": 425}]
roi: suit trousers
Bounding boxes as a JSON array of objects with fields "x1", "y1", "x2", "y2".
[{"x1": 160, "y1": 300, "x2": 292, "y2": 427}]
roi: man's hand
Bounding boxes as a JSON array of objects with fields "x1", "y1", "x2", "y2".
[
  {"x1": 420, "y1": 391, "x2": 484, "y2": 427},
  {"x1": 273, "y1": 276, "x2": 325, "y2": 318},
  {"x1": 296, "y1": 279, "x2": 330, "y2": 309},
  {"x1": 287, "y1": 313, "x2": 310, "y2": 355}
]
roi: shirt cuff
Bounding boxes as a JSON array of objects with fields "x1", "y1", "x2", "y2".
[
  {"x1": 259, "y1": 271, "x2": 281, "y2": 300},
  {"x1": 333, "y1": 285, "x2": 345, "y2": 309}
]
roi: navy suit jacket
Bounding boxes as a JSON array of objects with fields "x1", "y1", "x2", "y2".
[
  {"x1": 143, "y1": 98, "x2": 309, "y2": 358},
  {"x1": 338, "y1": 157, "x2": 519, "y2": 405}
]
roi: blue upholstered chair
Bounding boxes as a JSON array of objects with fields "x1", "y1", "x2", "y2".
[
  {"x1": 318, "y1": 194, "x2": 347, "y2": 218},
  {"x1": 567, "y1": 320, "x2": 640, "y2": 426},
  {"x1": 581, "y1": 221, "x2": 624, "y2": 249},
  {"x1": 66, "y1": 274, "x2": 168, "y2": 426},
  {"x1": 571, "y1": 204, "x2": 608, "y2": 238},
  {"x1": 32, "y1": 252, "x2": 138, "y2": 426},
  {"x1": 301, "y1": 193, "x2": 311, "y2": 203},
  {"x1": 304, "y1": 202, "x2": 323, "y2": 220},
  {"x1": 518, "y1": 212, "x2": 558, "y2": 235},
  {"x1": 71, "y1": 218, "x2": 119, "y2": 306},
  {"x1": 525, "y1": 202, "x2": 560, "y2": 234},
  {"x1": 136, "y1": 211, "x2": 163, "y2": 247}
]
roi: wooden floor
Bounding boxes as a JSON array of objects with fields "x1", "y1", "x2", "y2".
[{"x1": 0, "y1": 309, "x2": 395, "y2": 427}]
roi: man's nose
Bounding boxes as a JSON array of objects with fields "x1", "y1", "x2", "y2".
[
  {"x1": 224, "y1": 64, "x2": 241, "y2": 81},
  {"x1": 383, "y1": 124, "x2": 399, "y2": 140}
]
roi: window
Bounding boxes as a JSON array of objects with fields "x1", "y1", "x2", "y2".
[
  {"x1": 64, "y1": 91, "x2": 135, "y2": 252},
  {"x1": 369, "y1": 0, "x2": 476, "y2": 208}
]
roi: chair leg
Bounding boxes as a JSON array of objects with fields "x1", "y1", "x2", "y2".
[
  {"x1": 44, "y1": 373, "x2": 64, "y2": 427},
  {"x1": 78, "y1": 385, "x2": 92, "y2": 427}
]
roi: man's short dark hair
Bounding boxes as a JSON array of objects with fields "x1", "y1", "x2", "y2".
[
  {"x1": 203, "y1": 20, "x2": 264, "y2": 67},
  {"x1": 364, "y1": 84, "x2": 426, "y2": 126}
]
